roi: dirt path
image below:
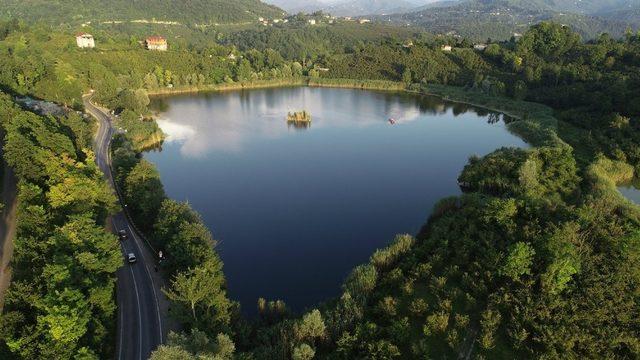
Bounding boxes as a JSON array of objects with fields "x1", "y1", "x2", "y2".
[{"x1": 0, "y1": 151, "x2": 18, "y2": 310}]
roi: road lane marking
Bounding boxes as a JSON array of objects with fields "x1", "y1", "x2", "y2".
[
  {"x1": 129, "y1": 264, "x2": 143, "y2": 360},
  {"x1": 127, "y1": 222, "x2": 164, "y2": 344},
  {"x1": 118, "y1": 282, "x2": 124, "y2": 360},
  {"x1": 91, "y1": 98, "x2": 163, "y2": 354},
  {"x1": 114, "y1": 217, "x2": 127, "y2": 360}
]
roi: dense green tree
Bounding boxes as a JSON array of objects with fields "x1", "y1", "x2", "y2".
[
  {"x1": 148, "y1": 346, "x2": 194, "y2": 360},
  {"x1": 292, "y1": 343, "x2": 315, "y2": 360},
  {"x1": 164, "y1": 258, "x2": 231, "y2": 332},
  {"x1": 295, "y1": 309, "x2": 326, "y2": 342},
  {"x1": 517, "y1": 22, "x2": 581, "y2": 60},
  {"x1": 115, "y1": 89, "x2": 150, "y2": 114},
  {"x1": 123, "y1": 159, "x2": 165, "y2": 230},
  {"x1": 153, "y1": 199, "x2": 202, "y2": 248},
  {"x1": 149, "y1": 330, "x2": 236, "y2": 360},
  {"x1": 500, "y1": 242, "x2": 535, "y2": 281}
]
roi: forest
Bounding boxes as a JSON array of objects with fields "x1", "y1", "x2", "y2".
[
  {"x1": 0, "y1": 0, "x2": 284, "y2": 25},
  {"x1": 0, "y1": 93, "x2": 120, "y2": 358},
  {"x1": 0, "y1": 16, "x2": 638, "y2": 359}
]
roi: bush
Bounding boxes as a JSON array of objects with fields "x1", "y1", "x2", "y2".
[
  {"x1": 344, "y1": 264, "x2": 378, "y2": 302},
  {"x1": 292, "y1": 344, "x2": 315, "y2": 360},
  {"x1": 370, "y1": 234, "x2": 415, "y2": 270},
  {"x1": 295, "y1": 309, "x2": 326, "y2": 342}
]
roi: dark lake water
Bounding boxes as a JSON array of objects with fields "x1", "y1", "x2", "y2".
[{"x1": 147, "y1": 87, "x2": 527, "y2": 314}]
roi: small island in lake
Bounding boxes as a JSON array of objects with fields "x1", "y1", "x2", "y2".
[{"x1": 286, "y1": 110, "x2": 312, "y2": 123}]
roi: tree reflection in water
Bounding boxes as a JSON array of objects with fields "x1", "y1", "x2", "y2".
[{"x1": 287, "y1": 121, "x2": 311, "y2": 130}]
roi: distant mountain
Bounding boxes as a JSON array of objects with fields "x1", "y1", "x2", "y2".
[
  {"x1": 264, "y1": 0, "x2": 446, "y2": 16},
  {"x1": 266, "y1": 0, "x2": 640, "y2": 19},
  {"x1": 265, "y1": 0, "x2": 325, "y2": 14},
  {"x1": 323, "y1": 0, "x2": 420, "y2": 16},
  {"x1": 382, "y1": 0, "x2": 636, "y2": 40},
  {"x1": 513, "y1": 0, "x2": 640, "y2": 14},
  {"x1": 414, "y1": 0, "x2": 464, "y2": 11},
  {"x1": 597, "y1": 6, "x2": 640, "y2": 27},
  {"x1": 457, "y1": 0, "x2": 640, "y2": 14},
  {"x1": 0, "y1": 0, "x2": 286, "y2": 24}
]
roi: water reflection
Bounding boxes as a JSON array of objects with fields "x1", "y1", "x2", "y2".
[
  {"x1": 146, "y1": 87, "x2": 527, "y2": 314},
  {"x1": 150, "y1": 87, "x2": 506, "y2": 158},
  {"x1": 287, "y1": 121, "x2": 312, "y2": 130},
  {"x1": 619, "y1": 179, "x2": 640, "y2": 204}
]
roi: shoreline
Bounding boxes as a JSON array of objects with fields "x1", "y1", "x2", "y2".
[
  {"x1": 146, "y1": 77, "x2": 406, "y2": 97},
  {"x1": 146, "y1": 79, "x2": 544, "y2": 130},
  {"x1": 146, "y1": 79, "x2": 559, "y2": 148},
  {"x1": 413, "y1": 84, "x2": 564, "y2": 148}
]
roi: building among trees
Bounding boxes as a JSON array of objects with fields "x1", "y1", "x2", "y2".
[
  {"x1": 146, "y1": 36, "x2": 168, "y2": 51},
  {"x1": 75, "y1": 33, "x2": 95, "y2": 48},
  {"x1": 474, "y1": 43, "x2": 488, "y2": 51}
]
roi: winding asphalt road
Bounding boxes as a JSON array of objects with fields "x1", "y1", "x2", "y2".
[{"x1": 85, "y1": 95, "x2": 164, "y2": 360}]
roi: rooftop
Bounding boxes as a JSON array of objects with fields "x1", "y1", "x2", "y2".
[{"x1": 146, "y1": 36, "x2": 167, "y2": 43}]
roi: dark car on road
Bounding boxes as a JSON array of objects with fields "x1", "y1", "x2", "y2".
[{"x1": 118, "y1": 229, "x2": 128, "y2": 240}]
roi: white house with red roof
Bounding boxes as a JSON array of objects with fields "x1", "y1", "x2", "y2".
[{"x1": 145, "y1": 36, "x2": 168, "y2": 51}]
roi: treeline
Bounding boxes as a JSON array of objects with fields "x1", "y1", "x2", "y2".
[
  {"x1": 323, "y1": 43, "x2": 490, "y2": 87},
  {"x1": 0, "y1": 0, "x2": 284, "y2": 25},
  {"x1": 308, "y1": 78, "x2": 405, "y2": 91},
  {"x1": 223, "y1": 22, "x2": 428, "y2": 60},
  {"x1": 0, "y1": 92, "x2": 120, "y2": 359}
]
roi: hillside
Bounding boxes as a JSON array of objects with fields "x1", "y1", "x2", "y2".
[
  {"x1": 0, "y1": 0, "x2": 286, "y2": 25},
  {"x1": 265, "y1": 0, "x2": 640, "y2": 17},
  {"x1": 265, "y1": 0, "x2": 446, "y2": 16},
  {"x1": 223, "y1": 21, "x2": 429, "y2": 58},
  {"x1": 514, "y1": 0, "x2": 640, "y2": 14},
  {"x1": 323, "y1": 0, "x2": 418, "y2": 16},
  {"x1": 439, "y1": 0, "x2": 640, "y2": 14},
  {"x1": 265, "y1": 0, "x2": 325, "y2": 13},
  {"x1": 382, "y1": 0, "x2": 636, "y2": 41},
  {"x1": 598, "y1": 7, "x2": 640, "y2": 27}
]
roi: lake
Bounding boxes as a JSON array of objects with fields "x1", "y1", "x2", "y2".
[
  {"x1": 619, "y1": 181, "x2": 640, "y2": 204},
  {"x1": 147, "y1": 87, "x2": 527, "y2": 314}
]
